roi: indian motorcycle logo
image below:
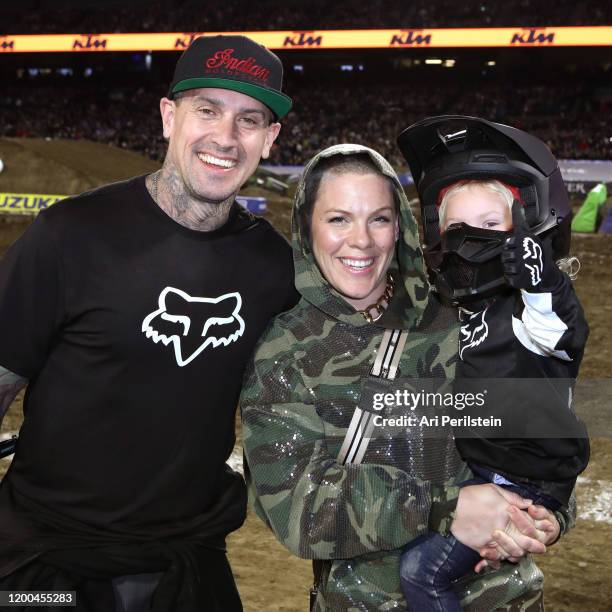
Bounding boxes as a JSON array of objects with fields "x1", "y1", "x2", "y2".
[
  {"x1": 205, "y1": 49, "x2": 270, "y2": 82},
  {"x1": 142, "y1": 287, "x2": 245, "y2": 367}
]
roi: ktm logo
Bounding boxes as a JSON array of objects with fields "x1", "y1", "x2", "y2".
[
  {"x1": 390, "y1": 31, "x2": 432, "y2": 46},
  {"x1": 142, "y1": 287, "x2": 245, "y2": 367},
  {"x1": 283, "y1": 32, "x2": 323, "y2": 47},
  {"x1": 511, "y1": 29, "x2": 555, "y2": 45},
  {"x1": 73, "y1": 35, "x2": 108, "y2": 50},
  {"x1": 174, "y1": 33, "x2": 200, "y2": 49},
  {"x1": 0, "y1": 39, "x2": 15, "y2": 51},
  {"x1": 460, "y1": 309, "x2": 489, "y2": 359}
]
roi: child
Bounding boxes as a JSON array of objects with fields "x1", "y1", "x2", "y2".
[{"x1": 397, "y1": 176, "x2": 589, "y2": 611}]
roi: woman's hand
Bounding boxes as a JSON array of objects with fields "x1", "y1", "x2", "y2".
[
  {"x1": 450, "y1": 483, "x2": 541, "y2": 551},
  {"x1": 475, "y1": 504, "x2": 560, "y2": 571}
]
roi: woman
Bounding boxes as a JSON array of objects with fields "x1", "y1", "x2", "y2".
[{"x1": 241, "y1": 144, "x2": 564, "y2": 610}]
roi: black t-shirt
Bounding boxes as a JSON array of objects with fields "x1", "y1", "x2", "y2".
[{"x1": 0, "y1": 175, "x2": 297, "y2": 531}]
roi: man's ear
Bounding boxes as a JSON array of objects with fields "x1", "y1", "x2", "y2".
[
  {"x1": 160, "y1": 97, "x2": 176, "y2": 140},
  {"x1": 261, "y1": 122, "x2": 282, "y2": 160}
]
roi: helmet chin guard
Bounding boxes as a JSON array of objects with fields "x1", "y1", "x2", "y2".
[
  {"x1": 426, "y1": 223, "x2": 512, "y2": 305},
  {"x1": 398, "y1": 115, "x2": 572, "y2": 303}
]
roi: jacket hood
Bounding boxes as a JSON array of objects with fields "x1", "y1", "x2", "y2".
[{"x1": 292, "y1": 143, "x2": 430, "y2": 329}]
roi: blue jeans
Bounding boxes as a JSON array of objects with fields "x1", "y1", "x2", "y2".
[{"x1": 400, "y1": 532, "x2": 479, "y2": 612}]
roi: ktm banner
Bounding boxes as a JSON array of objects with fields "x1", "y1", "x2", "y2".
[
  {"x1": 0, "y1": 193, "x2": 266, "y2": 215},
  {"x1": 0, "y1": 27, "x2": 611, "y2": 53}
]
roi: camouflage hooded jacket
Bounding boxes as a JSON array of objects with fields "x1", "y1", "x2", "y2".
[{"x1": 240, "y1": 145, "x2": 551, "y2": 611}]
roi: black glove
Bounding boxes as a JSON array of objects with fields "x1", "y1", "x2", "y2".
[{"x1": 502, "y1": 200, "x2": 561, "y2": 290}]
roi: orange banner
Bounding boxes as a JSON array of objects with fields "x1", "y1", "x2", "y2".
[{"x1": 0, "y1": 27, "x2": 611, "y2": 53}]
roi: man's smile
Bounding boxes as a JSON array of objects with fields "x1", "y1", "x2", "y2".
[{"x1": 197, "y1": 152, "x2": 238, "y2": 170}]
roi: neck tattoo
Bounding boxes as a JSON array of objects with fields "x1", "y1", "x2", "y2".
[
  {"x1": 151, "y1": 169, "x2": 160, "y2": 203},
  {"x1": 147, "y1": 167, "x2": 234, "y2": 232}
]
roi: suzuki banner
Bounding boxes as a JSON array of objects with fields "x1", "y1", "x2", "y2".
[{"x1": 0, "y1": 193, "x2": 267, "y2": 215}]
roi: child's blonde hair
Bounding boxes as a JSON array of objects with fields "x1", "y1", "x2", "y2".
[{"x1": 438, "y1": 180, "x2": 514, "y2": 230}]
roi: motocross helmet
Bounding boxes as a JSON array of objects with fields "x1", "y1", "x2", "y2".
[{"x1": 397, "y1": 115, "x2": 571, "y2": 304}]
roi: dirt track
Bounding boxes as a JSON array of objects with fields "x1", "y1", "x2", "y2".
[{"x1": 0, "y1": 139, "x2": 610, "y2": 611}]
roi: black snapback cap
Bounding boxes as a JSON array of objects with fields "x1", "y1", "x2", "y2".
[{"x1": 168, "y1": 35, "x2": 292, "y2": 120}]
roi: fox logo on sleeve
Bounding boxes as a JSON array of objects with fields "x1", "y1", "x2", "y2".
[
  {"x1": 142, "y1": 287, "x2": 245, "y2": 366},
  {"x1": 522, "y1": 236, "x2": 544, "y2": 286}
]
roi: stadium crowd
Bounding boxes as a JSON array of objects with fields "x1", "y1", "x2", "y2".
[
  {"x1": 2, "y1": 79, "x2": 610, "y2": 166},
  {"x1": 4, "y1": 0, "x2": 609, "y2": 167},
  {"x1": 3, "y1": 0, "x2": 610, "y2": 34}
]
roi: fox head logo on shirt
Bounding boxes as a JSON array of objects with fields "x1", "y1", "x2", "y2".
[
  {"x1": 142, "y1": 287, "x2": 245, "y2": 366},
  {"x1": 459, "y1": 308, "x2": 489, "y2": 359}
]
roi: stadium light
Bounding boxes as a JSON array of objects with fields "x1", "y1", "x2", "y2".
[{"x1": 487, "y1": 60, "x2": 496, "y2": 66}]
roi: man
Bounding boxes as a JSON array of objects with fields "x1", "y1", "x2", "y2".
[{"x1": 0, "y1": 35, "x2": 296, "y2": 612}]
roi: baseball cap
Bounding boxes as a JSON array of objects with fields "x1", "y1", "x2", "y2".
[{"x1": 168, "y1": 35, "x2": 292, "y2": 120}]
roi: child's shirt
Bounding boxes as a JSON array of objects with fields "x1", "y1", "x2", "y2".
[{"x1": 454, "y1": 272, "x2": 590, "y2": 506}]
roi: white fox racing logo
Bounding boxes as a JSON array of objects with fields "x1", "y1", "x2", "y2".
[
  {"x1": 522, "y1": 236, "x2": 543, "y2": 286},
  {"x1": 142, "y1": 287, "x2": 245, "y2": 366},
  {"x1": 459, "y1": 309, "x2": 489, "y2": 359}
]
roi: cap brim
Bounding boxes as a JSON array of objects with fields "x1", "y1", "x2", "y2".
[{"x1": 170, "y1": 77, "x2": 292, "y2": 119}]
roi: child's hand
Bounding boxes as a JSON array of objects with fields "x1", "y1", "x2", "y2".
[
  {"x1": 526, "y1": 504, "x2": 561, "y2": 544},
  {"x1": 502, "y1": 200, "x2": 560, "y2": 290}
]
